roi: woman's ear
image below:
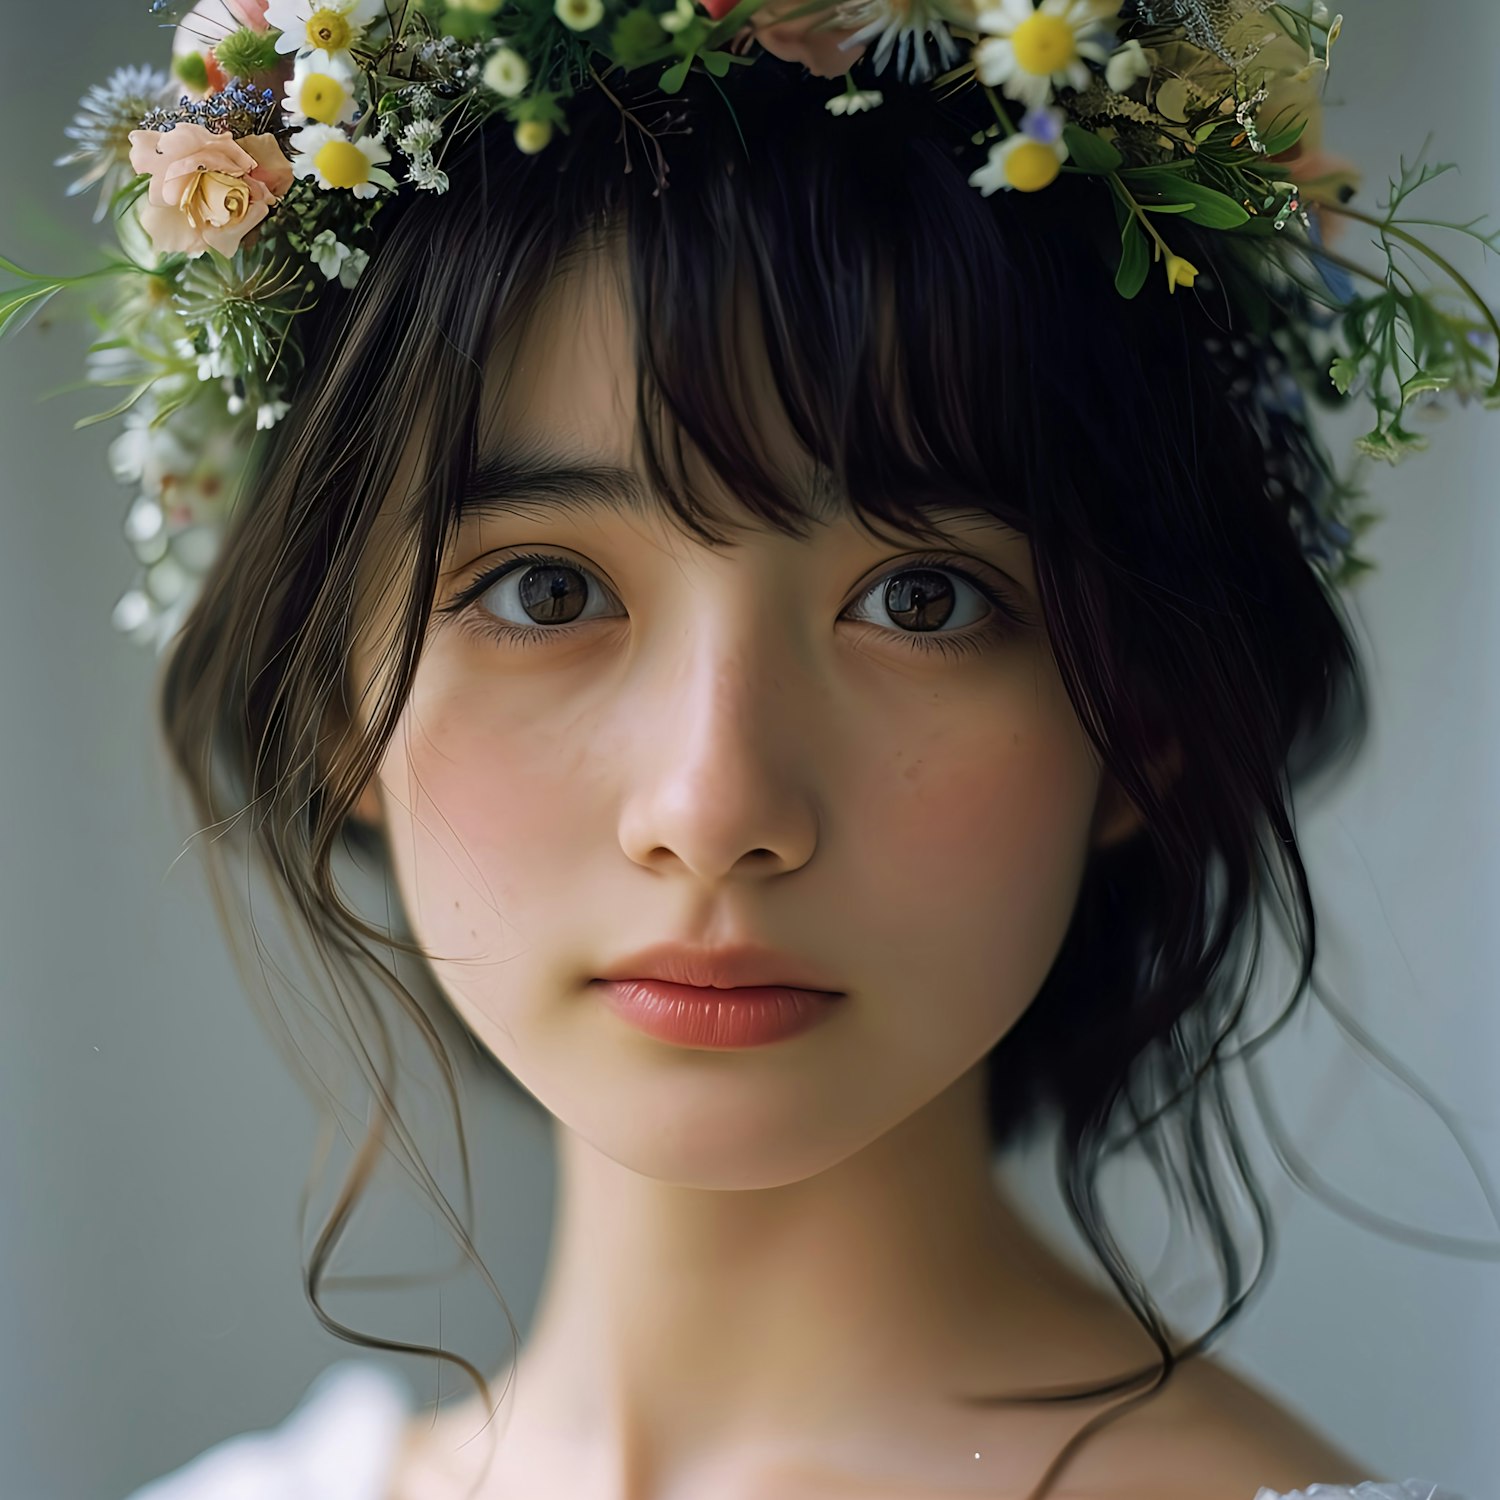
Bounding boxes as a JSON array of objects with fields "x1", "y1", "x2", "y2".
[{"x1": 1090, "y1": 738, "x2": 1183, "y2": 852}]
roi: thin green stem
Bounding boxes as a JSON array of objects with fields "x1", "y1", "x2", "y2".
[
  {"x1": 1108, "y1": 171, "x2": 1173, "y2": 261},
  {"x1": 1316, "y1": 197, "x2": 1500, "y2": 351},
  {"x1": 980, "y1": 84, "x2": 1017, "y2": 137}
]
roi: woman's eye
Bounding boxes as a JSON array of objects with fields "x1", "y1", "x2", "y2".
[
  {"x1": 458, "y1": 553, "x2": 624, "y2": 641},
  {"x1": 441, "y1": 551, "x2": 1032, "y2": 659}
]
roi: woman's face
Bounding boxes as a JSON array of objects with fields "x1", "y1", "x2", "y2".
[{"x1": 349, "y1": 246, "x2": 1141, "y2": 1190}]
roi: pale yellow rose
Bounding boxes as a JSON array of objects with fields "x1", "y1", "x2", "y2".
[{"x1": 127, "y1": 124, "x2": 295, "y2": 258}]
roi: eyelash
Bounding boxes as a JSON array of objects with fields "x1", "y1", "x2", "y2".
[{"x1": 439, "y1": 550, "x2": 1035, "y2": 660}]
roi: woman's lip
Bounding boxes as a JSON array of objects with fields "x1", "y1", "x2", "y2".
[{"x1": 592, "y1": 979, "x2": 843, "y2": 1049}]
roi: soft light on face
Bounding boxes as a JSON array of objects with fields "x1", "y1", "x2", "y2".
[{"x1": 350, "y1": 244, "x2": 1129, "y2": 1191}]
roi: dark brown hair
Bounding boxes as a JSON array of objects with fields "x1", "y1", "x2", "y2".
[{"x1": 155, "y1": 50, "x2": 1430, "y2": 1498}]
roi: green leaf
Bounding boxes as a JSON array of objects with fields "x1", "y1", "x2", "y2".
[
  {"x1": 1126, "y1": 171, "x2": 1251, "y2": 227},
  {"x1": 1329, "y1": 355, "x2": 1359, "y2": 394},
  {"x1": 1400, "y1": 371, "x2": 1452, "y2": 401},
  {"x1": 72, "y1": 380, "x2": 156, "y2": 429},
  {"x1": 1192, "y1": 120, "x2": 1219, "y2": 145},
  {"x1": 1142, "y1": 201, "x2": 1195, "y2": 214},
  {"x1": 0, "y1": 283, "x2": 63, "y2": 340},
  {"x1": 1115, "y1": 218, "x2": 1150, "y2": 299},
  {"x1": 1260, "y1": 115, "x2": 1309, "y2": 158},
  {"x1": 660, "y1": 56, "x2": 690, "y2": 92},
  {"x1": 701, "y1": 46, "x2": 730, "y2": 75},
  {"x1": 1062, "y1": 125, "x2": 1122, "y2": 174}
]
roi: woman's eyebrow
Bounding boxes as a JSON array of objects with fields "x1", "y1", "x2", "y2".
[
  {"x1": 453, "y1": 436, "x2": 1026, "y2": 546},
  {"x1": 455, "y1": 439, "x2": 655, "y2": 524}
]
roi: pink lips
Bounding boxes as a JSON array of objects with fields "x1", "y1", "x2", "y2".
[{"x1": 593, "y1": 979, "x2": 842, "y2": 1049}]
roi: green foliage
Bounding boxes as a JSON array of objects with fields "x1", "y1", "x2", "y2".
[
  {"x1": 609, "y1": 4, "x2": 668, "y2": 68},
  {"x1": 1063, "y1": 125, "x2": 1122, "y2": 175},
  {"x1": 1124, "y1": 169, "x2": 1251, "y2": 228},
  {"x1": 1309, "y1": 151, "x2": 1500, "y2": 461},
  {"x1": 1116, "y1": 222, "x2": 1149, "y2": 298}
]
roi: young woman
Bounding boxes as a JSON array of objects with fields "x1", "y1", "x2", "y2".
[{"x1": 17, "y1": 0, "x2": 1489, "y2": 1496}]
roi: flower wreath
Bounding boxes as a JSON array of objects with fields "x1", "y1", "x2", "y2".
[{"x1": 4, "y1": 0, "x2": 1499, "y2": 651}]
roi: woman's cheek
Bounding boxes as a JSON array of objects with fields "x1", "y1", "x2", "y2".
[
  {"x1": 856, "y1": 707, "x2": 1101, "y2": 1042},
  {"x1": 377, "y1": 677, "x2": 578, "y2": 964}
]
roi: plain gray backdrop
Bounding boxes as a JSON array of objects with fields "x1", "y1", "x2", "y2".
[{"x1": 2, "y1": 2, "x2": 1497, "y2": 1497}]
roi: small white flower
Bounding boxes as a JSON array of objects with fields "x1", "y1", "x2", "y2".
[
  {"x1": 107, "y1": 406, "x2": 192, "y2": 494},
  {"x1": 968, "y1": 104, "x2": 1071, "y2": 194},
  {"x1": 974, "y1": 0, "x2": 1118, "y2": 109},
  {"x1": 338, "y1": 247, "x2": 369, "y2": 288},
  {"x1": 196, "y1": 331, "x2": 236, "y2": 382},
  {"x1": 407, "y1": 155, "x2": 450, "y2": 193},
  {"x1": 399, "y1": 118, "x2": 443, "y2": 156},
  {"x1": 1103, "y1": 36, "x2": 1149, "y2": 93},
  {"x1": 826, "y1": 88, "x2": 884, "y2": 115},
  {"x1": 124, "y1": 496, "x2": 165, "y2": 545},
  {"x1": 481, "y1": 45, "x2": 530, "y2": 97},
  {"x1": 257, "y1": 400, "x2": 292, "y2": 430},
  {"x1": 263, "y1": 0, "x2": 384, "y2": 73},
  {"x1": 281, "y1": 51, "x2": 359, "y2": 125},
  {"x1": 309, "y1": 228, "x2": 353, "y2": 280},
  {"x1": 659, "y1": 0, "x2": 697, "y2": 32},
  {"x1": 289, "y1": 122, "x2": 398, "y2": 197},
  {"x1": 554, "y1": 0, "x2": 604, "y2": 30}
]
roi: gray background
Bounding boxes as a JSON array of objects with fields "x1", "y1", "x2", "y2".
[{"x1": 2, "y1": 3, "x2": 1497, "y2": 1497}]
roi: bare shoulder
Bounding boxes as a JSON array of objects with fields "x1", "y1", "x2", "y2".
[{"x1": 1054, "y1": 1349, "x2": 1378, "y2": 1500}]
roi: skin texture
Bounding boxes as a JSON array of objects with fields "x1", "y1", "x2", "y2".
[{"x1": 343, "y1": 244, "x2": 1368, "y2": 1499}]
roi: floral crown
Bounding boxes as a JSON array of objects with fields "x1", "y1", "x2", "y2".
[{"x1": 5, "y1": 0, "x2": 1499, "y2": 652}]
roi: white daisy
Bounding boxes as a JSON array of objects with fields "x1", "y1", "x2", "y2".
[
  {"x1": 280, "y1": 51, "x2": 359, "y2": 125},
  {"x1": 289, "y1": 123, "x2": 398, "y2": 198},
  {"x1": 263, "y1": 0, "x2": 384, "y2": 73},
  {"x1": 974, "y1": 0, "x2": 1118, "y2": 110},
  {"x1": 968, "y1": 104, "x2": 1070, "y2": 194},
  {"x1": 833, "y1": 0, "x2": 963, "y2": 84}
]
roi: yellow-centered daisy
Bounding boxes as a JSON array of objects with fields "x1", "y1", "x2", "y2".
[
  {"x1": 968, "y1": 104, "x2": 1070, "y2": 194},
  {"x1": 281, "y1": 53, "x2": 359, "y2": 126},
  {"x1": 974, "y1": 0, "x2": 1119, "y2": 110},
  {"x1": 264, "y1": 0, "x2": 385, "y2": 75},
  {"x1": 288, "y1": 123, "x2": 399, "y2": 198}
]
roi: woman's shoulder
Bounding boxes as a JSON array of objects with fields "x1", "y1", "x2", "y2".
[
  {"x1": 1060, "y1": 1349, "x2": 1466, "y2": 1500},
  {"x1": 114, "y1": 1353, "x2": 1469, "y2": 1500},
  {"x1": 120, "y1": 1360, "x2": 413, "y2": 1500}
]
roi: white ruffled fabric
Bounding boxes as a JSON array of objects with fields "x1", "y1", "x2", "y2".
[
  {"x1": 120, "y1": 1360, "x2": 411, "y2": 1500},
  {"x1": 1254, "y1": 1484, "x2": 1470, "y2": 1500},
  {"x1": 123, "y1": 1360, "x2": 1469, "y2": 1500}
]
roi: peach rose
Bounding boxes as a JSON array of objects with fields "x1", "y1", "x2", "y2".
[
  {"x1": 701, "y1": 0, "x2": 868, "y2": 78},
  {"x1": 127, "y1": 123, "x2": 295, "y2": 258}
]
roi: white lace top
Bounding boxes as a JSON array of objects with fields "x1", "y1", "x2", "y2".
[{"x1": 119, "y1": 1359, "x2": 1469, "y2": 1500}]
